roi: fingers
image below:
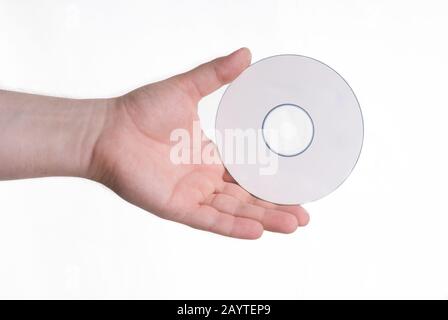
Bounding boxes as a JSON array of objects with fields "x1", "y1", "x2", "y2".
[
  {"x1": 252, "y1": 198, "x2": 310, "y2": 227},
  {"x1": 204, "y1": 193, "x2": 299, "y2": 234},
  {"x1": 181, "y1": 205, "x2": 263, "y2": 239},
  {"x1": 175, "y1": 48, "x2": 252, "y2": 100},
  {"x1": 221, "y1": 182, "x2": 310, "y2": 226},
  {"x1": 174, "y1": 183, "x2": 309, "y2": 239}
]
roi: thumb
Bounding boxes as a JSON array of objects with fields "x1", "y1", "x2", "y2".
[{"x1": 175, "y1": 48, "x2": 252, "y2": 100}]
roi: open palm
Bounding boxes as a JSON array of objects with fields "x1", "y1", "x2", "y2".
[{"x1": 90, "y1": 48, "x2": 309, "y2": 239}]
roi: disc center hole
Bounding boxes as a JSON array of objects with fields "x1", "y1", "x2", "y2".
[{"x1": 262, "y1": 104, "x2": 314, "y2": 157}]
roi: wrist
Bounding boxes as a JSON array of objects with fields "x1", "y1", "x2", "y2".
[
  {"x1": 74, "y1": 97, "x2": 115, "y2": 179},
  {"x1": 0, "y1": 90, "x2": 115, "y2": 180}
]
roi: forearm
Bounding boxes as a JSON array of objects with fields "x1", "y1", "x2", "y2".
[{"x1": 0, "y1": 90, "x2": 111, "y2": 180}]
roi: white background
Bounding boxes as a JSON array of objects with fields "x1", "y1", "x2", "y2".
[{"x1": 1, "y1": 0, "x2": 447, "y2": 299}]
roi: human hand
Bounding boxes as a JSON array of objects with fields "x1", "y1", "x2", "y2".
[{"x1": 88, "y1": 48, "x2": 309, "y2": 239}]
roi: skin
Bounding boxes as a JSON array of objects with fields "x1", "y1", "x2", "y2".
[{"x1": 0, "y1": 48, "x2": 309, "y2": 239}]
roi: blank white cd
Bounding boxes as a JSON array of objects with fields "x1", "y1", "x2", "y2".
[{"x1": 215, "y1": 55, "x2": 364, "y2": 205}]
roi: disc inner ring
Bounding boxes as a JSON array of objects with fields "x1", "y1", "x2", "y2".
[{"x1": 261, "y1": 103, "x2": 315, "y2": 157}]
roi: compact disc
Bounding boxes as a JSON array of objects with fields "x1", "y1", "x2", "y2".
[{"x1": 215, "y1": 55, "x2": 363, "y2": 205}]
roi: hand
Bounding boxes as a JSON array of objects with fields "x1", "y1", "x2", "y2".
[{"x1": 88, "y1": 48, "x2": 309, "y2": 239}]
